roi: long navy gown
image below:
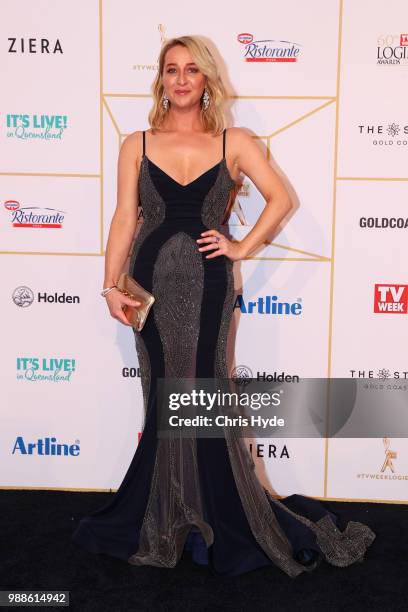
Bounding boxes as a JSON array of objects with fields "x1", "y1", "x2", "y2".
[{"x1": 71, "y1": 128, "x2": 376, "y2": 577}]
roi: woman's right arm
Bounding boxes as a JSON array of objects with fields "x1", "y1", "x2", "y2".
[{"x1": 103, "y1": 131, "x2": 143, "y2": 326}]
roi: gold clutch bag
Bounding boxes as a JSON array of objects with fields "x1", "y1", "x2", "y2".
[{"x1": 116, "y1": 272, "x2": 155, "y2": 331}]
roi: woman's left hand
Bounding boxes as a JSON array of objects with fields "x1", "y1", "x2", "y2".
[{"x1": 196, "y1": 229, "x2": 245, "y2": 262}]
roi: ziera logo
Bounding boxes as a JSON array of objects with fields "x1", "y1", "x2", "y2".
[
  {"x1": 8, "y1": 38, "x2": 63, "y2": 54},
  {"x1": 374, "y1": 284, "x2": 408, "y2": 313}
]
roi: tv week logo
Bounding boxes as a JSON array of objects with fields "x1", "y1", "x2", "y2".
[{"x1": 374, "y1": 284, "x2": 408, "y2": 314}]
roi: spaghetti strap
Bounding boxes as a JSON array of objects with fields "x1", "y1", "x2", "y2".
[
  {"x1": 222, "y1": 128, "x2": 226, "y2": 158},
  {"x1": 142, "y1": 130, "x2": 145, "y2": 156}
]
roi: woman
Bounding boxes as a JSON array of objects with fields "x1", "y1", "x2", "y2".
[{"x1": 71, "y1": 35, "x2": 375, "y2": 577}]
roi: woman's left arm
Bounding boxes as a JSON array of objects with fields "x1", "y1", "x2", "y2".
[{"x1": 197, "y1": 127, "x2": 293, "y2": 261}]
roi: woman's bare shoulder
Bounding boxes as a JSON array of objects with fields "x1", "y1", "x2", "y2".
[
  {"x1": 226, "y1": 126, "x2": 253, "y2": 143},
  {"x1": 225, "y1": 127, "x2": 255, "y2": 163},
  {"x1": 119, "y1": 130, "x2": 144, "y2": 161}
]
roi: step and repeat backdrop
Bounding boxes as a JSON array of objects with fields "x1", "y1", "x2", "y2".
[{"x1": 1, "y1": 0, "x2": 407, "y2": 503}]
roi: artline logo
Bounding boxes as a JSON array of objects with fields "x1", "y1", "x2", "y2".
[
  {"x1": 377, "y1": 33, "x2": 408, "y2": 65},
  {"x1": 373, "y1": 284, "x2": 408, "y2": 313},
  {"x1": 6, "y1": 114, "x2": 68, "y2": 140},
  {"x1": 357, "y1": 122, "x2": 408, "y2": 147},
  {"x1": 8, "y1": 38, "x2": 63, "y2": 54},
  {"x1": 4, "y1": 200, "x2": 65, "y2": 228},
  {"x1": 12, "y1": 286, "x2": 80, "y2": 307},
  {"x1": 360, "y1": 216, "x2": 408, "y2": 229},
  {"x1": 16, "y1": 357, "x2": 76, "y2": 382},
  {"x1": 234, "y1": 294, "x2": 303, "y2": 315},
  {"x1": 12, "y1": 436, "x2": 80, "y2": 456},
  {"x1": 237, "y1": 33, "x2": 302, "y2": 62}
]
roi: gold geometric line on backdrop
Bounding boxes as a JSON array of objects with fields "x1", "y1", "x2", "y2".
[
  {"x1": 0, "y1": 252, "x2": 102, "y2": 257},
  {"x1": 324, "y1": 0, "x2": 344, "y2": 500},
  {"x1": 103, "y1": 99, "x2": 121, "y2": 136},
  {"x1": 338, "y1": 176, "x2": 408, "y2": 181},
  {"x1": 111, "y1": 97, "x2": 334, "y2": 261},
  {"x1": 256, "y1": 241, "x2": 330, "y2": 260},
  {"x1": 99, "y1": 0, "x2": 104, "y2": 254},
  {"x1": 267, "y1": 98, "x2": 335, "y2": 138},
  {"x1": 245, "y1": 257, "x2": 329, "y2": 262},
  {"x1": 0, "y1": 172, "x2": 100, "y2": 178},
  {"x1": 104, "y1": 93, "x2": 337, "y2": 101}
]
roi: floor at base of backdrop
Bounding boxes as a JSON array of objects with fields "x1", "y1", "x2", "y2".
[{"x1": 0, "y1": 490, "x2": 407, "y2": 612}]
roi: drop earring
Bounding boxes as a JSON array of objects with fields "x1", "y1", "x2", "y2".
[
  {"x1": 162, "y1": 92, "x2": 169, "y2": 111},
  {"x1": 202, "y1": 87, "x2": 210, "y2": 110}
]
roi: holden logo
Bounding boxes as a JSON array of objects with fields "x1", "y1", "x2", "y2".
[
  {"x1": 13, "y1": 286, "x2": 34, "y2": 307},
  {"x1": 231, "y1": 365, "x2": 253, "y2": 386},
  {"x1": 237, "y1": 33, "x2": 253, "y2": 44}
]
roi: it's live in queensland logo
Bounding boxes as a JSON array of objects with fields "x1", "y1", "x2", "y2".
[
  {"x1": 16, "y1": 357, "x2": 76, "y2": 382},
  {"x1": 234, "y1": 294, "x2": 303, "y2": 315},
  {"x1": 4, "y1": 200, "x2": 66, "y2": 228},
  {"x1": 237, "y1": 33, "x2": 302, "y2": 62},
  {"x1": 6, "y1": 113, "x2": 68, "y2": 140}
]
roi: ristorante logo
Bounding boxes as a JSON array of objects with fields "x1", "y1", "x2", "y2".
[
  {"x1": 4, "y1": 200, "x2": 66, "y2": 228},
  {"x1": 357, "y1": 122, "x2": 408, "y2": 147},
  {"x1": 373, "y1": 284, "x2": 408, "y2": 314},
  {"x1": 234, "y1": 294, "x2": 303, "y2": 315},
  {"x1": 359, "y1": 216, "x2": 408, "y2": 229},
  {"x1": 6, "y1": 114, "x2": 68, "y2": 140},
  {"x1": 8, "y1": 38, "x2": 63, "y2": 54},
  {"x1": 237, "y1": 33, "x2": 302, "y2": 62},
  {"x1": 12, "y1": 436, "x2": 80, "y2": 456},
  {"x1": 16, "y1": 357, "x2": 76, "y2": 382},
  {"x1": 377, "y1": 33, "x2": 408, "y2": 65}
]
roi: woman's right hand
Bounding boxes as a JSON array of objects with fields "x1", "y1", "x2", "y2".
[{"x1": 104, "y1": 288, "x2": 141, "y2": 326}]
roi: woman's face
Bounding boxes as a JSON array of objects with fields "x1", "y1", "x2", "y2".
[{"x1": 161, "y1": 44, "x2": 206, "y2": 110}]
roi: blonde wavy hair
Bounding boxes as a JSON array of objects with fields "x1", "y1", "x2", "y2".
[{"x1": 148, "y1": 36, "x2": 228, "y2": 135}]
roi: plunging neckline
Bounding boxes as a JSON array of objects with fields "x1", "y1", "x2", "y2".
[{"x1": 144, "y1": 155, "x2": 226, "y2": 189}]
